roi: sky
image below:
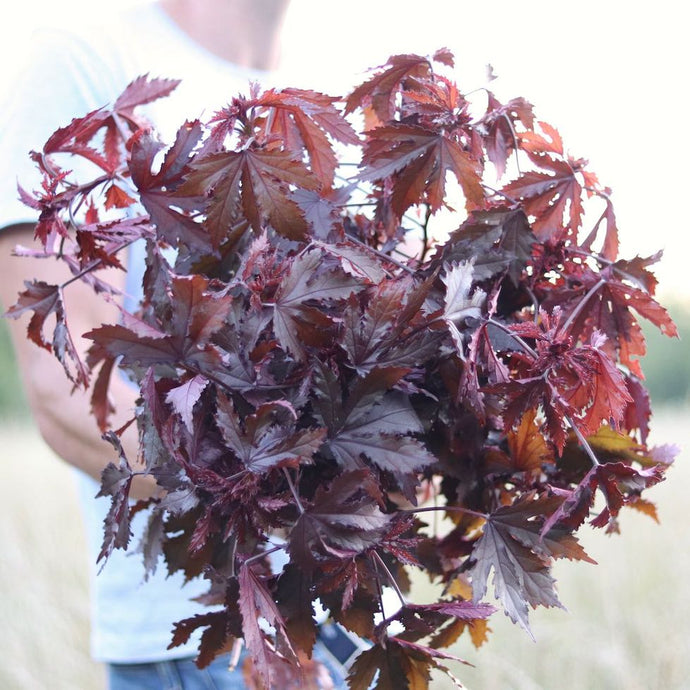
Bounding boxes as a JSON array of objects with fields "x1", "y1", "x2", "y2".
[{"x1": 2, "y1": 0, "x2": 688, "y2": 300}]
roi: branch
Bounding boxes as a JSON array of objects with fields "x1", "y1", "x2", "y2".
[
  {"x1": 371, "y1": 550, "x2": 407, "y2": 609},
  {"x1": 569, "y1": 420, "x2": 601, "y2": 467},
  {"x1": 282, "y1": 467, "x2": 305, "y2": 514},
  {"x1": 560, "y1": 278, "x2": 606, "y2": 335}
]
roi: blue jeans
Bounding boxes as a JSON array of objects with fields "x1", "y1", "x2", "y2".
[
  {"x1": 107, "y1": 637, "x2": 353, "y2": 689},
  {"x1": 107, "y1": 654, "x2": 246, "y2": 689}
]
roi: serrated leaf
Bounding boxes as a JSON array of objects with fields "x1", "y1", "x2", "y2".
[
  {"x1": 273, "y1": 248, "x2": 360, "y2": 359},
  {"x1": 113, "y1": 74, "x2": 180, "y2": 116},
  {"x1": 468, "y1": 495, "x2": 588, "y2": 633},
  {"x1": 505, "y1": 409, "x2": 554, "y2": 472},
  {"x1": 442, "y1": 261, "x2": 485, "y2": 325},
  {"x1": 360, "y1": 124, "x2": 484, "y2": 214},
  {"x1": 165, "y1": 375, "x2": 209, "y2": 432},
  {"x1": 345, "y1": 53, "x2": 434, "y2": 122},
  {"x1": 238, "y1": 564, "x2": 294, "y2": 688},
  {"x1": 216, "y1": 394, "x2": 325, "y2": 473},
  {"x1": 96, "y1": 432, "x2": 134, "y2": 565},
  {"x1": 290, "y1": 470, "x2": 391, "y2": 562}
]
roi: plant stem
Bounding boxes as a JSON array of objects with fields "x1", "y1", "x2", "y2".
[
  {"x1": 569, "y1": 420, "x2": 600, "y2": 467},
  {"x1": 371, "y1": 554, "x2": 389, "y2": 632},
  {"x1": 372, "y1": 550, "x2": 407, "y2": 609},
  {"x1": 244, "y1": 544, "x2": 284, "y2": 566},
  {"x1": 403, "y1": 505, "x2": 488, "y2": 520},
  {"x1": 418, "y1": 205, "x2": 433, "y2": 264},
  {"x1": 346, "y1": 234, "x2": 416, "y2": 275},
  {"x1": 486, "y1": 317, "x2": 537, "y2": 357},
  {"x1": 560, "y1": 278, "x2": 606, "y2": 334},
  {"x1": 282, "y1": 467, "x2": 305, "y2": 514}
]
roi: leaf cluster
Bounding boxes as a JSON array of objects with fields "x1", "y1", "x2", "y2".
[{"x1": 5, "y1": 52, "x2": 679, "y2": 689}]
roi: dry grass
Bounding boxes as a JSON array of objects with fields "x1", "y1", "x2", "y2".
[
  {"x1": 426, "y1": 405, "x2": 690, "y2": 689},
  {"x1": 1, "y1": 407, "x2": 688, "y2": 689},
  {"x1": 0, "y1": 420, "x2": 104, "y2": 689}
]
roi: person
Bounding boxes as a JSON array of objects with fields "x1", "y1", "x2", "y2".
[{"x1": 0, "y1": 1, "x2": 361, "y2": 687}]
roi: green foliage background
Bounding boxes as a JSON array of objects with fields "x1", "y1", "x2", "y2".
[
  {"x1": 0, "y1": 317, "x2": 28, "y2": 420},
  {"x1": 640, "y1": 299, "x2": 690, "y2": 406},
  {"x1": 0, "y1": 301, "x2": 687, "y2": 421}
]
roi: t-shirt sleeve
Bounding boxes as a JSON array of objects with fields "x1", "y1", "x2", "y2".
[{"x1": 0, "y1": 26, "x2": 128, "y2": 231}]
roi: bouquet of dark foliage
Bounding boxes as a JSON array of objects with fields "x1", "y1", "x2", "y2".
[{"x1": 7, "y1": 49, "x2": 679, "y2": 688}]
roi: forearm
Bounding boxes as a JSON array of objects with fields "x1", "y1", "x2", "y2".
[
  {"x1": 20, "y1": 346, "x2": 156, "y2": 500},
  {"x1": 0, "y1": 225, "x2": 157, "y2": 500}
]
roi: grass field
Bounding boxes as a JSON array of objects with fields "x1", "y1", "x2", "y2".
[
  {"x1": 1, "y1": 406, "x2": 688, "y2": 689},
  {"x1": 0, "y1": 421, "x2": 104, "y2": 689}
]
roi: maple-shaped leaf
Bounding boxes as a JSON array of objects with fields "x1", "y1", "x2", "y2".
[
  {"x1": 505, "y1": 413, "x2": 553, "y2": 471},
  {"x1": 395, "y1": 70, "x2": 468, "y2": 129},
  {"x1": 90, "y1": 273, "x2": 235, "y2": 373},
  {"x1": 274, "y1": 564, "x2": 318, "y2": 654},
  {"x1": 113, "y1": 73, "x2": 180, "y2": 119},
  {"x1": 383, "y1": 599, "x2": 495, "y2": 644},
  {"x1": 610, "y1": 252, "x2": 662, "y2": 295},
  {"x1": 129, "y1": 122, "x2": 208, "y2": 248},
  {"x1": 468, "y1": 493, "x2": 595, "y2": 633},
  {"x1": 103, "y1": 181, "x2": 136, "y2": 210},
  {"x1": 169, "y1": 610, "x2": 236, "y2": 669},
  {"x1": 429, "y1": 616, "x2": 491, "y2": 651},
  {"x1": 326, "y1": 402, "x2": 434, "y2": 477},
  {"x1": 491, "y1": 493, "x2": 595, "y2": 564},
  {"x1": 442, "y1": 260, "x2": 486, "y2": 352},
  {"x1": 341, "y1": 275, "x2": 441, "y2": 375},
  {"x1": 179, "y1": 147, "x2": 319, "y2": 241},
  {"x1": 165, "y1": 374, "x2": 210, "y2": 432},
  {"x1": 289, "y1": 470, "x2": 391, "y2": 567},
  {"x1": 502, "y1": 166, "x2": 583, "y2": 240},
  {"x1": 5, "y1": 279, "x2": 90, "y2": 386},
  {"x1": 238, "y1": 563, "x2": 296, "y2": 688},
  {"x1": 479, "y1": 92, "x2": 535, "y2": 179},
  {"x1": 562, "y1": 264, "x2": 678, "y2": 378},
  {"x1": 438, "y1": 208, "x2": 535, "y2": 286},
  {"x1": 257, "y1": 88, "x2": 359, "y2": 187},
  {"x1": 192, "y1": 304, "x2": 269, "y2": 392},
  {"x1": 319, "y1": 363, "x2": 403, "y2": 428},
  {"x1": 137, "y1": 367, "x2": 177, "y2": 473},
  {"x1": 360, "y1": 123, "x2": 484, "y2": 214},
  {"x1": 581, "y1": 196, "x2": 619, "y2": 261},
  {"x1": 215, "y1": 395, "x2": 326, "y2": 474},
  {"x1": 491, "y1": 408, "x2": 555, "y2": 473},
  {"x1": 41, "y1": 107, "x2": 114, "y2": 172},
  {"x1": 41, "y1": 75, "x2": 179, "y2": 174},
  {"x1": 86, "y1": 341, "x2": 117, "y2": 432},
  {"x1": 86, "y1": 317, "x2": 178, "y2": 367},
  {"x1": 581, "y1": 425, "x2": 659, "y2": 466},
  {"x1": 95, "y1": 431, "x2": 135, "y2": 565},
  {"x1": 315, "y1": 240, "x2": 389, "y2": 284},
  {"x1": 546, "y1": 451, "x2": 670, "y2": 534},
  {"x1": 432, "y1": 47, "x2": 455, "y2": 67},
  {"x1": 315, "y1": 368, "x2": 436, "y2": 500},
  {"x1": 347, "y1": 636, "x2": 467, "y2": 690},
  {"x1": 292, "y1": 189, "x2": 341, "y2": 241},
  {"x1": 573, "y1": 332, "x2": 633, "y2": 436},
  {"x1": 345, "y1": 52, "x2": 435, "y2": 123},
  {"x1": 5, "y1": 280, "x2": 62, "y2": 351},
  {"x1": 346, "y1": 639, "x2": 426, "y2": 690},
  {"x1": 272, "y1": 248, "x2": 360, "y2": 359},
  {"x1": 502, "y1": 123, "x2": 588, "y2": 240},
  {"x1": 164, "y1": 274, "x2": 234, "y2": 351},
  {"x1": 494, "y1": 312, "x2": 633, "y2": 451}
]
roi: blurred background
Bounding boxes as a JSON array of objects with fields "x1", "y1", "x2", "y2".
[{"x1": 1, "y1": 1, "x2": 688, "y2": 688}]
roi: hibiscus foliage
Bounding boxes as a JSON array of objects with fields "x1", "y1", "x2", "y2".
[{"x1": 6, "y1": 50, "x2": 679, "y2": 688}]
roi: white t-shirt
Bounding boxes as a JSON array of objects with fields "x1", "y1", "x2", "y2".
[{"x1": 0, "y1": 2, "x2": 279, "y2": 664}]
